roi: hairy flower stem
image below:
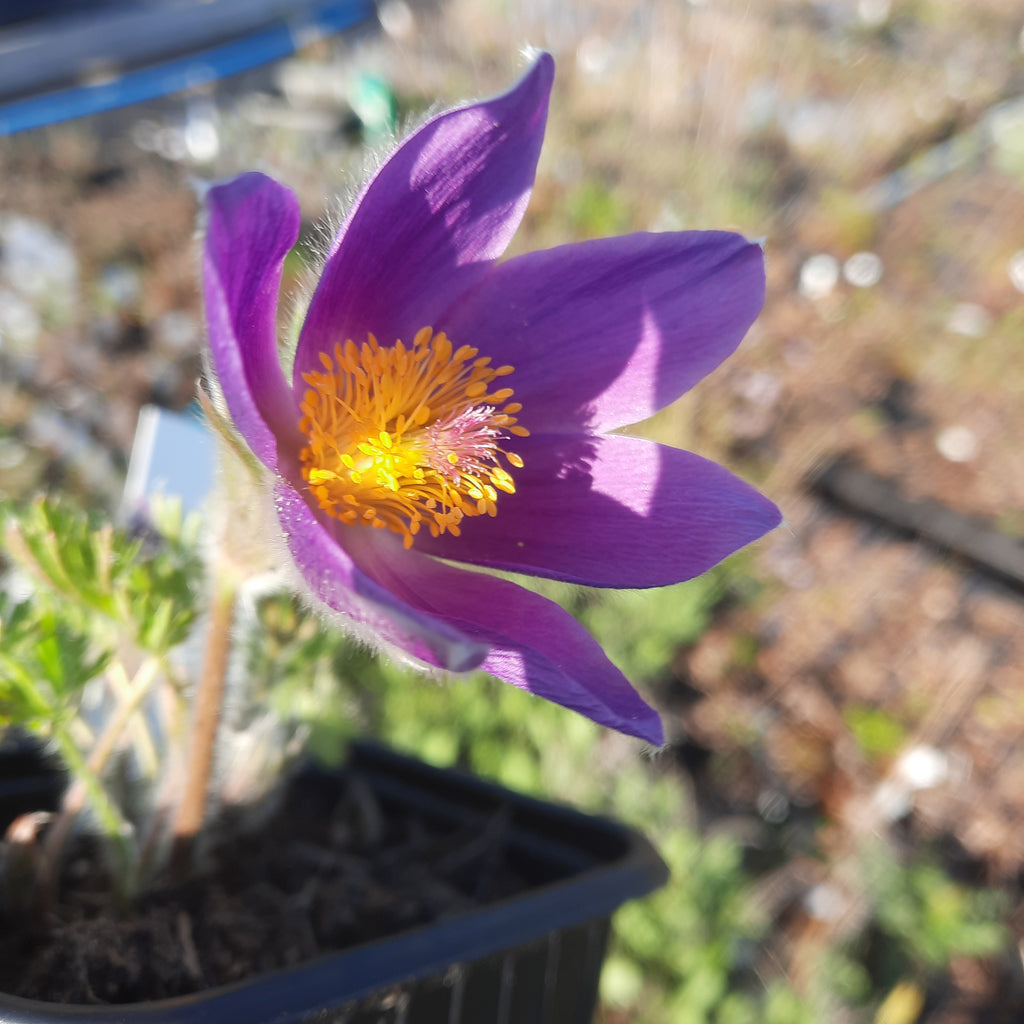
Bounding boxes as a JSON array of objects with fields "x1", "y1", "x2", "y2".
[{"x1": 169, "y1": 568, "x2": 238, "y2": 877}]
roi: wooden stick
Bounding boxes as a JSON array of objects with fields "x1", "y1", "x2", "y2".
[{"x1": 168, "y1": 570, "x2": 237, "y2": 877}]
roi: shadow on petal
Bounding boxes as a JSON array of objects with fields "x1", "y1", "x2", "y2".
[
  {"x1": 439, "y1": 231, "x2": 766, "y2": 435},
  {"x1": 417, "y1": 433, "x2": 781, "y2": 588}
]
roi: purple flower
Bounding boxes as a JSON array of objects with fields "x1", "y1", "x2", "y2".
[{"x1": 202, "y1": 54, "x2": 779, "y2": 746}]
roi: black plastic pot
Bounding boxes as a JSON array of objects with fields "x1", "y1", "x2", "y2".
[
  {"x1": 0, "y1": 741, "x2": 667, "y2": 1023},
  {"x1": 0, "y1": 733, "x2": 65, "y2": 831}
]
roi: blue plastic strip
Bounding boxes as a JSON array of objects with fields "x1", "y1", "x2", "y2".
[{"x1": 0, "y1": 0, "x2": 374, "y2": 136}]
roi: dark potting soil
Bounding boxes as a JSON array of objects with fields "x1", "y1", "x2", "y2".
[{"x1": 0, "y1": 770, "x2": 531, "y2": 1004}]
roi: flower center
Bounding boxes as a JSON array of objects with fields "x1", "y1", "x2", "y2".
[{"x1": 299, "y1": 326, "x2": 528, "y2": 549}]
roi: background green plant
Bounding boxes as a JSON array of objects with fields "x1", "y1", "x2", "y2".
[{"x1": 0, "y1": 497, "x2": 201, "y2": 871}]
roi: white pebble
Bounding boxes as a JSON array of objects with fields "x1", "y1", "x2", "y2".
[
  {"x1": 896, "y1": 746, "x2": 949, "y2": 790},
  {"x1": 843, "y1": 251, "x2": 883, "y2": 288},
  {"x1": 936, "y1": 425, "x2": 978, "y2": 463},
  {"x1": 799, "y1": 253, "x2": 840, "y2": 300},
  {"x1": 946, "y1": 302, "x2": 992, "y2": 337},
  {"x1": 1008, "y1": 250, "x2": 1024, "y2": 293}
]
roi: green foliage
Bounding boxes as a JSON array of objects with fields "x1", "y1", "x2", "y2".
[
  {"x1": 246, "y1": 593, "x2": 376, "y2": 765},
  {"x1": 693, "y1": 984, "x2": 817, "y2": 1024},
  {"x1": 0, "y1": 595, "x2": 109, "y2": 729},
  {"x1": 607, "y1": 828, "x2": 771, "y2": 1024},
  {"x1": 816, "y1": 850, "x2": 1010, "y2": 1019},
  {"x1": 565, "y1": 179, "x2": 631, "y2": 239},
  {"x1": 817, "y1": 949, "x2": 873, "y2": 1006},
  {"x1": 2, "y1": 496, "x2": 201, "y2": 659},
  {"x1": 557, "y1": 577, "x2": 722, "y2": 684},
  {"x1": 0, "y1": 496, "x2": 204, "y2": 850},
  {"x1": 870, "y1": 853, "x2": 1008, "y2": 971},
  {"x1": 844, "y1": 705, "x2": 906, "y2": 761}
]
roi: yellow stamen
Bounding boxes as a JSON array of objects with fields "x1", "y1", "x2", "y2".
[{"x1": 299, "y1": 326, "x2": 527, "y2": 549}]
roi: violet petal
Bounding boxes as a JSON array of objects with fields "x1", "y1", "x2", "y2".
[
  {"x1": 275, "y1": 484, "x2": 488, "y2": 673},
  {"x1": 203, "y1": 172, "x2": 304, "y2": 470},
  {"x1": 440, "y1": 230, "x2": 765, "y2": 433},
  {"x1": 293, "y1": 54, "x2": 554, "y2": 385},
  {"x1": 350, "y1": 536, "x2": 664, "y2": 744},
  {"x1": 417, "y1": 433, "x2": 781, "y2": 586}
]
